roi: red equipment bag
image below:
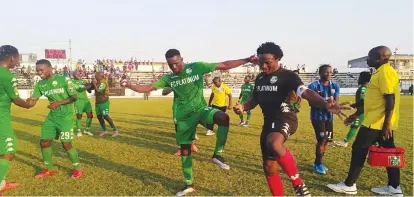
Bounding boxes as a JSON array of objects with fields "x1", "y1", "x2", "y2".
[{"x1": 368, "y1": 146, "x2": 405, "y2": 168}]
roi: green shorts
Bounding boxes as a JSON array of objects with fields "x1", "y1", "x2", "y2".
[
  {"x1": 96, "y1": 99, "x2": 110, "y2": 116},
  {"x1": 351, "y1": 114, "x2": 365, "y2": 128},
  {"x1": 41, "y1": 116, "x2": 74, "y2": 142},
  {"x1": 0, "y1": 121, "x2": 18, "y2": 155},
  {"x1": 175, "y1": 106, "x2": 221, "y2": 145},
  {"x1": 74, "y1": 100, "x2": 92, "y2": 114}
]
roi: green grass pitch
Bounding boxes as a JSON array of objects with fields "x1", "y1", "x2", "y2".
[{"x1": 6, "y1": 96, "x2": 413, "y2": 196}]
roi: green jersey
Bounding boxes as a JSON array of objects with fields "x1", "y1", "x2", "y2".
[
  {"x1": 32, "y1": 75, "x2": 77, "y2": 118},
  {"x1": 240, "y1": 83, "x2": 254, "y2": 102},
  {"x1": 0, "y1": 67, "x2": 19, "y2": 120},
  {"x1": 72, "y1": 79, "x2": 88, "y2": 100},
  {"x1": 354, "y1": 85, "x2": 367, "y2": 112},
  {"x1": 153, "y1": 62, "x2": 217, "y2": 120}
]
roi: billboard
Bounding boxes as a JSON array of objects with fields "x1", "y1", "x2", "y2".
[{"x1": 45, "y1": 49, "x2": 66, "y2": 59}]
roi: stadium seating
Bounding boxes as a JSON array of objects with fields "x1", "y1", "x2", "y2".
[{"x1": 15, "y1": 70, "x2": 360, "y2": 89}]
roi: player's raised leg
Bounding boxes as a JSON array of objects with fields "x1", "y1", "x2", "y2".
[
  {"x1": 201, "y1": 108, "x2": 231, "y2": 170},
  {"x1": 263, "y1": 131, "x2": 310, "y2": 196}
]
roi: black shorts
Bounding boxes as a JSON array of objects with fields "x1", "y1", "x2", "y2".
[
  {"x1": 260, "y1": 115, "x2": 298, "y2": 160},
  {"x1": 212, "y1": 105, "x2": 227, "y2": 112},
  {"x1": 311, "y1": 120, "x2": 333, "y2": 142}
]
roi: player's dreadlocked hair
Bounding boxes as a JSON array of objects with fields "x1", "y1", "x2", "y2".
[
  {"x1": 36, "y1": 59, "x2": 52, "y2": 67},
  {"x1": 358, "y1": 71, "x2": 371, "y2": 85},
  {"x1": 256, "y1": 42, "x2": 283, "y2": 60},
  {"x1": 0, "y1": 45, "x2": 19, "y2": 61},
  {"x1": 318, "y1": 64, "x2": 331, "y2": 74},
  {"x1": 165, "y1": 49, "x2": 181, "y2": 59}
]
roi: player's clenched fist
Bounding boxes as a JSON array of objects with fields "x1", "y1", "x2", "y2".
[
  {"x1": 233, "y1": 102, "x2": 244, "y2": 115},
  {"x1": 249, "y1": 54, "x2": 258, "y2": 65}
]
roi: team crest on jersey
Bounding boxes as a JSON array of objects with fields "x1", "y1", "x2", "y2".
[
  {"x1": 270, "y1": 76, "x2": 278, "y2": 84},
  {"x1": 186, "y1": 68, "x2": 192, "y2": 74},
  {"x1": 52, "y1": 81, "x2": 58, "y2": 87}
]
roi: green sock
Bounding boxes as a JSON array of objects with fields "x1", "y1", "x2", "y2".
[
  {"x1": 247, "y1": 111, "x2": 251, "y2": 121},
  {"x1": 111, "y1": 125, "x2": 117, "y2": 132},
  {"x1": 66, "y1": 147, "x2": 81, "y2": 170},
  {"x1": 181, "y1": 156, "x2": 193, "y2": 185},
  {"x1": 41, "y1": 147, "x2": 54, "y2": 170},
  {"x1": 0, "y1": 159, "x2": 11, "y2": 181},
  {"x1": 86, "y1": 118, "x2": 92, "y2": 129},
  {"x1": 76, "y1": 119, "x2": 81, "y2": 131},
  {"x1": 214, "y1": 126, "x2": 229, "y2": 156},
  {"x1": 239, "y1": 114, "x2": 244, "y2": 122},
  {"x1": 345, "y1": 127, "x2": 358, "y2": 142}
]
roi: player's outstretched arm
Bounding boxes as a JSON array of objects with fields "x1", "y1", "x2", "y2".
[
  {"x1": 162, "y1": 88, "x2": 173, "y2": 96},
  {"x1": 233, "y1": 97, "x2": 257, "y2": 115},
  {"x1": 124, "y1": 83, "x2": 156, "y2": 93},
  {"x1": 215, "y1": 55, "x2": 257, "y2": 71},
  {"x1": 12, "y1": 98, "x2": 32, "y2": 109},
  {"x1": 26, "y1": 97, "x2": 39, "y2": 108},
  {"x1": 300, "y1": 88, "x2": 350, "y2": 120}
]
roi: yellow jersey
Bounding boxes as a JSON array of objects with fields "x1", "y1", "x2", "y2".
[
  {"x1": 211, "y1": 83, "x2": 231, "y2": 107},
  {"x1": 363, "y1": 63, "x2": 400, "y2": 130}
]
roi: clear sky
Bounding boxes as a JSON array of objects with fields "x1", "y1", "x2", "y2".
[{"x1": 1, "y1": 0, "x2": 412, "y2": 70}]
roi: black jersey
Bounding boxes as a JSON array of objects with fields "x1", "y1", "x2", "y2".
[{"x1": 252, "y1": 68, "x2": 304, "y2": 122}]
